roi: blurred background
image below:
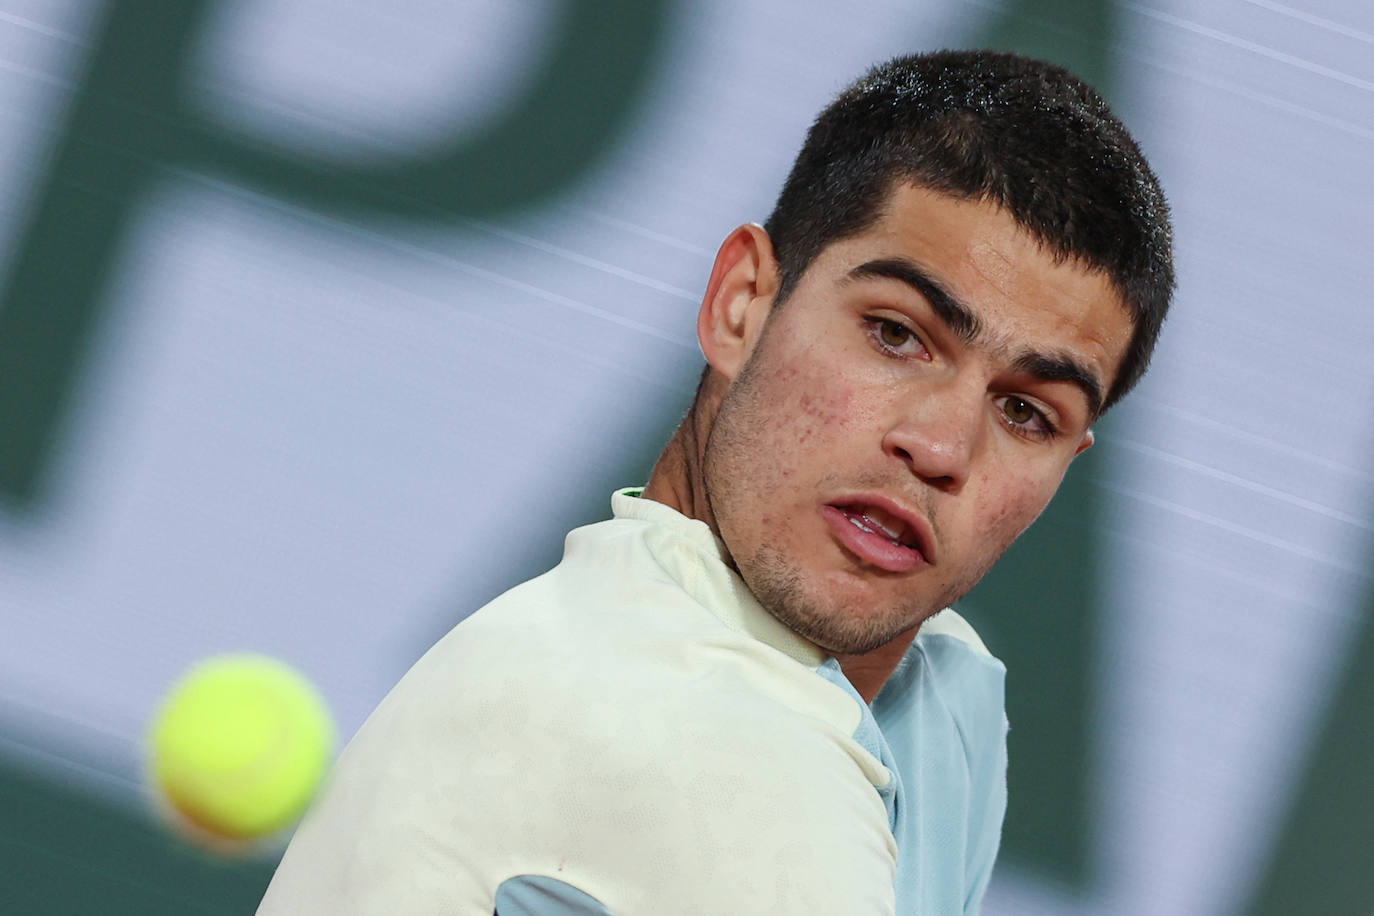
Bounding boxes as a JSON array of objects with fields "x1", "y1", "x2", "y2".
[{"x1": 0, "y1": 0, "x2": 1369, "y2": 913}]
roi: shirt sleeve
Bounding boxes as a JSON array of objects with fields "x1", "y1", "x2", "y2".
[{"x1": 494, "y1": 876, "x2": 617, "y2": 915}]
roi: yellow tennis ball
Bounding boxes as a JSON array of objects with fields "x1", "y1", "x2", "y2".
[{"x1": 150, "y1": 654, "x2": 334, "y2": 843}]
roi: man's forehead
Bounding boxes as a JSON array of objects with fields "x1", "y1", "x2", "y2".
[
  {"x1": 870, "y1": 183, "x2": 1108, "y2": 279},
  {"x1": 965, "y1": 234, "x2": 1024, "y2": 289}
]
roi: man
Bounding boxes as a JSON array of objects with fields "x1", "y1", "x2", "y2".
[{"x1": 259, "y1": 49, "x2": 1173, "y2": 915}]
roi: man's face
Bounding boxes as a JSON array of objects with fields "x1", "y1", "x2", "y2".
[{"x1": 702, "y1": 185, "x2": 1133, "y2": 654}]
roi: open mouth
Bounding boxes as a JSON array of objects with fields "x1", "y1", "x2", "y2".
[
  {"x1": 836, "y1": 504, "x2": 922, "y2": 551},
  {"x1": 822, "y1": 502, "x2": 930, "y2": 573}
]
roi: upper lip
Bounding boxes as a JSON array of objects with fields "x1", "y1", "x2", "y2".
[{"x1": 829, "y1": 491, "x2": 937, "y2": 565}]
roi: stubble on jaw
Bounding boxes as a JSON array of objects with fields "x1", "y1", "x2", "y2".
[
  {"x1": 728, "y1": 514, "x2": 1013, "y2": 655},
  {"x1": 699, "y1": 342, "x2": 937, "y2": 656},
  {"x1": 742, "y1": 542, "x2": 917, "y2": 654}
]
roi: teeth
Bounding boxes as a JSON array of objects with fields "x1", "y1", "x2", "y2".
[
  {"x1": 846, "y1": 510, "x2": 906, "y2": 547},
  {"x1": 855, "y1": 506, "x2": 907, "y2": 541},
  {"x1": 847, "y1": 515, "x2": 879, "y2": 536},
  {"x1": 862, "y1": 514, "x2": 903, "y2": 541}
]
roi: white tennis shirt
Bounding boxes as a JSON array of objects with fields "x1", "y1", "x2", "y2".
[{"x1": 258, "y1": 490, "x2": 1007, "y2": 915}]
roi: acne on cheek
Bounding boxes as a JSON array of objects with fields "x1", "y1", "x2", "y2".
[
  {"x1": 794, "y1": 386, "x2": 856, "y2": 429},
  {"x1": 788, "y1": 395, "x2": 851, "y2": 447}
]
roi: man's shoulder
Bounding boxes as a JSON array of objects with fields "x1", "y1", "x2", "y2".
[
  {"x1": 874, "y1": 608, "x2": 1007, "y2": 762},
  {"x1": 916, "y1": 607, "x2": 996, "y2": 659},
  {"x1": 421, "y1": 513, "x2": 702, "y2": 657},
  {"x1": 911, "y1": 608, "x2": 1005, "y2": 709},
  {"x1": 264, "y1": 513, "x2": 903, "y2": 914},
  {"x1": 353, "y1": 509, "x2": 871, "y2": 766}
]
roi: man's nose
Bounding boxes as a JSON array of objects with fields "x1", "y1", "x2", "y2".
[{"x1": 881, "y1": 389, "x2": 982, "y2": 493}]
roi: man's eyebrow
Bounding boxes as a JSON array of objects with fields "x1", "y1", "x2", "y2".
[
  {"x1": 847, "y1": 257, "x2": 1106, "y2": 418},
  {"x1": 1012, "y1": 351, "x2": 1105, "y2": 419},
  {"x1": 846, "y1": 258, "x2": 981, "y2": 343}
]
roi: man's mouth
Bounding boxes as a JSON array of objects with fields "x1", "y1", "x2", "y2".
[
  {"x1": 821, "y1": 501, "x2": 932, "y2": 573},
  {"x1": 838, "y1": 505, "x2": 921, "y2": 551}
]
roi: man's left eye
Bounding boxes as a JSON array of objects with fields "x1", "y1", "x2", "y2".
[
  {"x1": 1002, "y1": 397, "x2": 1037, "y2": 425},
  {"x1": 996, "y1": 396, "x2": 1059, "y2": 440},
  {"x1": 878, "y1": 320, "x2": 912, "y2": 348}
]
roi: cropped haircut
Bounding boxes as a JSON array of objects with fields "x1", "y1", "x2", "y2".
[{"x1": 763, "y1": 50, "x2": 1174, "y2": 413}]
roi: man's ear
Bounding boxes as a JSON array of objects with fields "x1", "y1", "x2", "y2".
[
  {"x1": 1074, "y1": 428, "x2": 1095, "y2": 457},
  {"x1": 697, "y1": 223, "x2": 780, "y2": 382}
]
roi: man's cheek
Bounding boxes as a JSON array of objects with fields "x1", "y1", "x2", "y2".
[
  {"x1": 976, "y1": 486, "x2": 1045, "y2": 545},
  {"x1": 791, "y1": 383, "x2": 857, "y2": 443}
]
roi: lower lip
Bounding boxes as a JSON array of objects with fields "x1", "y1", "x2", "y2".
[{"x1": 820, "y1": 505, "x2": 927, "y2": 574}]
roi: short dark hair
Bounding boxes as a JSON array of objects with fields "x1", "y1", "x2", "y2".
[{"x1": 764, "y1": 50, "x2": 1174, "y2": 413}]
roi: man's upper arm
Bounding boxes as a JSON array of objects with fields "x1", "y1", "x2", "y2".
[{"x1": 259, "y1": 645, "x2": 899, "y2": 914}]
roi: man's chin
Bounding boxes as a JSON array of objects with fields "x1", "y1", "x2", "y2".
[
  {"x1": 737, "y1": 547, "x2": 928, "y2": 653},
  {"x1": 766, "y1": 602, "x2": 915, "y2": 656}
]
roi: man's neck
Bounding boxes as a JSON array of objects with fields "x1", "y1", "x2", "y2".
[
  {"x1": 834, "y1": 628, "x2": 920, "y2": 703},
  {"x1": 642, "y1": 399, "x2": 717, "y2": 532}
]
